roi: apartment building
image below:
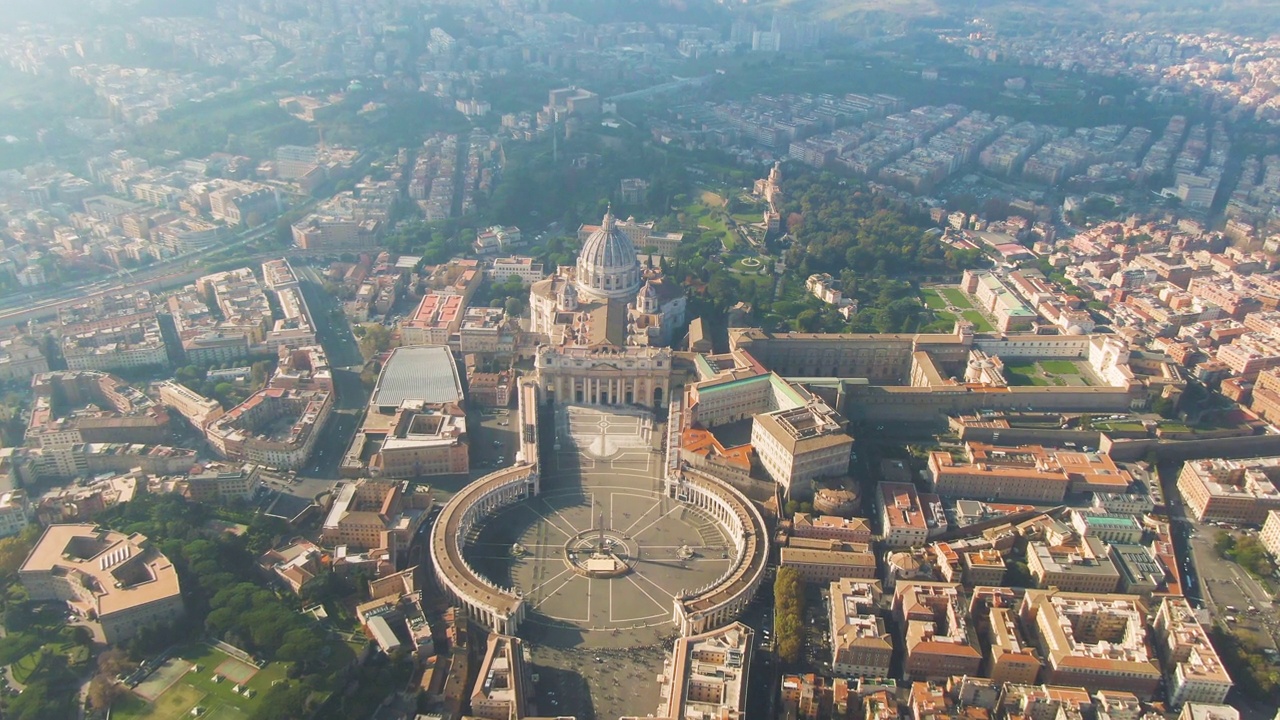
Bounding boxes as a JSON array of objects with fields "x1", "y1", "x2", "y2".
[
  {"x1": 59, "y1": 291, "x2": 168, "y2": 372},
  {"x1": 655, "y1": 622, "x2": 753, "y2": 719},
  {"x1": 1154, "y1": 597, "x2": 1233, "y2": 707},
  {"x1": 986, "y1": 605, "x2": 1044, "y2": 686},
  {"x1": 1027, "y1": 536, "x2": 1121, "y2": 594},
  {"x1": 997, "y1": 683, "x2": 1094, "y2": 720},
  {"x1": 26, "y1": 371, "x2": 170, "y2": 477},
  {"x1": 1177, "y1": 457, "x2": 1280, "y2": 525},
  {"x1": 829, "y1": 579, "x2": 891, "y2": 678},
  {"x1": 185, "y1": 462, "x2": 260, "y2": 504},
  {"x1": 1249, "y1": 366, "x2": 1280, "y2": 423},
  {"x1": 1216, "y1": 332, "x2": 1280, "y2": 378},
  {"x1": 156, "y1": 380, "x2": 225, "y2": 428},
  {"x1": 321, "y1": 478, "x2": 433, "y2": 557},
  {"x1": 893, "y1": 581, "x2": 983, "y2": 681},
  {"x1": 202, "y1": 347, "x2": 332, "y2": 471},
  {"x1": 879, "y1": 482, "x2": 931, "y2": 548},
  {"x1": 1019, "y1": 589, "x2": 1161, "y2": 698},
  {"x1": 780, "y1": 537, "x2": 878, "y2": 583},
  {"x1": 1261, "y1": 509, "x2": 1280, "y2": 560},
  {"x1": 0, "y1": 491, "x2": 30, "y2": 539},
  {"x1": 792, "y1": 513, "x2": 873, "y2": 544}
]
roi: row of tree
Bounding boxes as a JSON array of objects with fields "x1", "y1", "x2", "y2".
[{"x1": 773, "y1": 567, "x2": 804, "y2": 664}]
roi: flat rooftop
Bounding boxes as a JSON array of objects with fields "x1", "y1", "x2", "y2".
[{"x1": 19, "y1": 524, "x2": 182, "y2": 618}]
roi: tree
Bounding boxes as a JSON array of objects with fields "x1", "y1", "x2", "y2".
[
  {"x1": 0, "y1": 525, "x2": 41, "y2": 577},
  {"x1": 88, "y1": 674, "x2": 127, "y2": 712},
  {"x1": 6, "y1": 680, "x2": 70, "y2": 720},
  {"x1": 251, "y1": 681, "x2": 311, "y2": 720},
  {"x1": 1214, "y1": 531, "x2": 1236, "y2": 558},
  {"x1": 796, "y1": 309, "x2": 823, "y2": 332},
  {"x1": 357, "y1": 323, "x2": 393, "y2": 360},
  {"x1": 97, "y1": 647, "x2": 134, "y2": 678},
  {"x1": 1152, "y1": 394, "x2": 1177, "y2": 419}
]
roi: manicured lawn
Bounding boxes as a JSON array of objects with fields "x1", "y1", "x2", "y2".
[
  {"x1": 1039, "y1": 360, "x2": 1081, "y2": 374},
  {"x1": 921, "y1": 311, "x2": 955, "y2": 333},
  {"x1": 11, "y1": 648, "x2": 48, "y2": 684},
  {"x1": 920, "y1": 288, "x2": 947, "y2": 309},
  {"x1": 5, "y1": 634, "x2": 86, "y2": 686},
  {"x1": 114, "y1": 684, "x2": 207, "y2": 720},
  {"x1": 739, "y1": 273, "x2": 774, "y2": 293},
  {"x1": 939, "y1": 288, "x2": 974, "y2": 308},
  {"x1": 960, "y1": 310, "x2": 995, "y2": 332}
]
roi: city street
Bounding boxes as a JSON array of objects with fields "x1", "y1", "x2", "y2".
[{"x1": 295, "y1": 263, "x2": 366, "y2": 369}]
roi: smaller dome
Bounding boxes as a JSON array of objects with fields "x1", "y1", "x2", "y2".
[{"x1": 638, "y1": 282, "x2": 657, "y2": 298}]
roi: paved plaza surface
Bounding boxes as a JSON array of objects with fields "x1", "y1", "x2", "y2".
[
  {"x1": 468, "y1": 405, "x2": 731, "y2": 645},
  {"x1": 464, "y1": 406, "x2": 727, "y2": 720}
]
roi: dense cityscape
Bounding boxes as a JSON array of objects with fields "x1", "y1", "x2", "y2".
[{"x1": 2, "y1": 1, "x2": 1280, "y2": 719}]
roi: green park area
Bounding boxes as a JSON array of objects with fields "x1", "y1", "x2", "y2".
[
  {"x1": 112, "y1": 642, "x2": 319, "y2": 720},
  {"x1": 683, "y1": 194, "x2": 734, "y2": 250}
]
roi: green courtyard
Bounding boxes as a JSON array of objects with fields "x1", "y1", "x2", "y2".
[{"x1": 1003, "y1": 360, "x2": 1095, "y2": 387}]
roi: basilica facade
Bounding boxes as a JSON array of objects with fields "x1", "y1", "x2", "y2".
[{"x1": 529, "y1": 209, "x2": 686, "y2": 408}]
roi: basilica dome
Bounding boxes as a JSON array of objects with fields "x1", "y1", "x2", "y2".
[{"x1": 576, "y1": 208, "x2": 641, "y2": 299}]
